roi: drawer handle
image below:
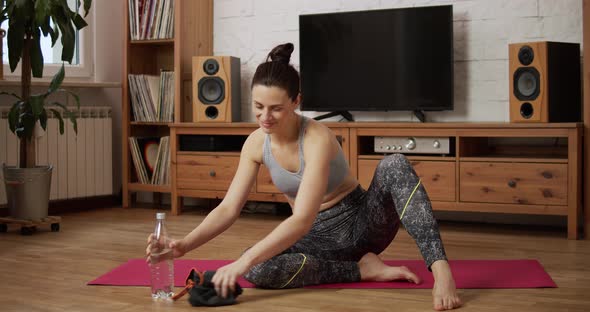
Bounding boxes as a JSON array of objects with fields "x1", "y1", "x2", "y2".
[
  {"x1": 507, "y1": 180, "x2": 517, "y2": 188},
  {"x1": 209, "y1": 170, "x2": 216, "y2": 177}
]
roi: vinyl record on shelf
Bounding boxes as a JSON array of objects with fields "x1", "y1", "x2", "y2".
[{"x1": 137, "y1": 137, "x2": 161, "y2": 176}]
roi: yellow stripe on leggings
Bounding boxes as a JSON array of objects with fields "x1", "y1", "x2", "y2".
[
  {"x1": 400, "y1": 179, "x2": 421, "y2": 220},
  {"x1": 280, "y1": 253, "x2": 308, "y2": 288}
]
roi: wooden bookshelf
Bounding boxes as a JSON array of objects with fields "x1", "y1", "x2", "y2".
[{"x1": 122, "y1": 0, "x2": 213, "y2": 207}]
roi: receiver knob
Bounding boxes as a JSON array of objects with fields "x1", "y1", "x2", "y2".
[
  {"x1": 433, "y1": 140, "x2": 441, "y2": 148},
  {"x1": 406, "y1": 138, "x2": 416, "y2": 150}
]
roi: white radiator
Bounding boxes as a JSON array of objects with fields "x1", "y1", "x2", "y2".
[{"x1": 0, "y1": 106, "x2": 113, "y2": 205}]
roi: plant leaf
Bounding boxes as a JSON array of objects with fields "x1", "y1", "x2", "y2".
[
  {"x1": 60, "y1": 22, "x2": 76, "y2": 63},
  {"x1": 14, "y1": 0, "x2": 30, "y2": 8},
  {"x1": 51, "y1": 1, "x2": 76, "y2": 63},
  {"x1": 50, "y1": 21, "x2": 59, "y2": 46},
  {"x1": 20, "y1": 111, "x2": 36, "y2": 140},
  {"x1": 6, "y1": 0, "x2": 15, "y2": 15},
  {"x1": 49, "y1": 108, "x2": 65, "y2": 135},
  {"x1": 40, "y1": 15, "x2": 52, "y2": 37},
  {"x1": 30, "y1": 28, "x2": 44, "y2": 78},
  {"x1": 0, "y1": 91, "x2": 23, "y2": 100},
  {"x1": 7, "y1": 14, "x2": 25, "y2": 72},
  {"x1": 8, "y1": 101, "x2": 23, "y2": 134},
  {"x1": 82, "y1": 0, "x2": 92, "y2": 18},
  {"x1": 67, "y1": 110, "x2": 78, "y2": 134},
  {"x1": 39, "y1": 109, "x2": 48, "y2": 131},
  {"x1": 53, "y1": 101, "x2": 80, "y2": 135},
  {"x1": 29, "y1": 94, "x2": 45, "y2": 117},
  {"x1": 34, "y1": 0, "x2": 50, "y2": 26},
  {"x1": 48, "y1": 64, "x2": 66, "y2": 94},
  {"x1": 15, "y1": 127, "x2": 25, "y2": 138},
  {"x1": 1, "y1": 2, "x2": 12, "y2": 25},
  {"x1": 71, "y1": 13, "x2": 87, "y2": 30}
]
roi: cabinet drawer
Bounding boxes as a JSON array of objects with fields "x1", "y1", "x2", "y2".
[
  {"x1": 358, "y1": 159, "x2": 456, "y2": 202},
  {"x1": 177, "y1": 155, "x2": 239, "y2": 191},
  {"x1": 257, "y1": 165, "x2": 280, "y2": 194},
  {"x1": 459, "y1": 162, "x2": 567, "y2": 205}
]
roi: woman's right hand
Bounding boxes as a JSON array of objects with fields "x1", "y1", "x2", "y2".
[{"x1": 145, "y1": 234, "x2": 188, "y2": 263}]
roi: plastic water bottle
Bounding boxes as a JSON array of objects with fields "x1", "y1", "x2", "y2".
[{"x1": 149, "y1": 212, "x2": 174, "y2": 299}]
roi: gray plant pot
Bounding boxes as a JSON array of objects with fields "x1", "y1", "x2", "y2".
[{"x1": 2, "y1": 164, "x2": 52, "y2": 220}]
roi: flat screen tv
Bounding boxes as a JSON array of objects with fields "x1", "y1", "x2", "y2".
[{"x1": 299, "y1": 5, "x2": 453, "y2": 121}]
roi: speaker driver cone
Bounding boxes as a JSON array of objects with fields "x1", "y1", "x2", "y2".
[
  {"x1": 513, "y1": 67, "x2": 540, "y2": 101},
  {"x1": 198, "y1": 77, "x2": 225, "y2": 104},
  {"x1": 518, "y1": 45, "x2": 534, "y2": 65},
  {"x1": 520, "y1": 102, "x2": 534, "y2": 119},
  {"x1": 205, "y1": 106, "x2": 219, "y2": 119},
  {"x1": 203, "y1": 59, "x2": 219, "y2": 75}
]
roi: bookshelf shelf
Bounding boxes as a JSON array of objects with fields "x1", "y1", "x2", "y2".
[
  {"x1": 130, "y1": 39, "x2": 174, "y2": 45},
  {"x1": 130, "y1": 121, "x2": 171, "y2": 127},
  {"x1": 122, "y1": 0, "x2": 213, "y2": 209},
  {"x1": 128, "y1": 183, "x2": 171, "y2": 193}
]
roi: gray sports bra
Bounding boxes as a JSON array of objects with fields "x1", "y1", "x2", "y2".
[{"x1": 262, "y1": 116, "x2": 349, "y2": 198}]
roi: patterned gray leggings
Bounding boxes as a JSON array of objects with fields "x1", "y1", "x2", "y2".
[{"x1": 244, "y1": 154, "x2": 447, "y2": 288}]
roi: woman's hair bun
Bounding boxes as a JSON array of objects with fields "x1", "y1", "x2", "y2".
[{"x1": 266, "y1": 43, "x2": 294, "y2": 64}]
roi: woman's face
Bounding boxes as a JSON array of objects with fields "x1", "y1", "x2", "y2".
[{"x1": 252, "y1": 85, "x2": 299, "y2": 133}]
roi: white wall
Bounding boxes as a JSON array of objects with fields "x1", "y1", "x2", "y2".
[
  {"x1": 213, "y1": 0, "x2": 583, "y2": 122},
  {"x1": 94, "y1": 0, "x2": 124, "y2": 196}
]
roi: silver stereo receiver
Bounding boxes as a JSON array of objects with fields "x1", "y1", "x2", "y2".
[{"x1": 374, "y1": 137, "x2": 450, "y2": 154}]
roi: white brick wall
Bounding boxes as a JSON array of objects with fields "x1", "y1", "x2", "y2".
[{"x1": 213, "y1": 0, "x2": 583, "y2": 122}]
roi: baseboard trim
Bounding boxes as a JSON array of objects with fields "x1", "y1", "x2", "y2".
[{"x1": 0, "y1": 195, "x2": 120, "y2": 217}]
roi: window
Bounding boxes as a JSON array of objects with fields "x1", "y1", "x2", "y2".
[{"x1": 1, "y1": 0, "x2": 94, "y2": 78}]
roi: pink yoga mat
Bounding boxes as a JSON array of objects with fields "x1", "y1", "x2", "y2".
[{"x1": 87, "y1": 259, "x2": 556, "y2": 289}]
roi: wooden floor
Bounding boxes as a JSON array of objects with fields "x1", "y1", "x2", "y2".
[{"x1": 0, "y1": 206, "x2": 589, "y2": 312}]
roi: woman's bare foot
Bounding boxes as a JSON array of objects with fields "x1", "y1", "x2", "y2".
[
  {"x1": 431, "y1": 260, "x2": 462, "y2": 310},
  {"x1": 358, "y1": 253, "x2": 421, "y2": 284}
]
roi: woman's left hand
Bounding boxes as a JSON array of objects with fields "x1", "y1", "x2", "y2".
[{"x1": 211, "y1": 258, "x2": 250, "y2": 298}]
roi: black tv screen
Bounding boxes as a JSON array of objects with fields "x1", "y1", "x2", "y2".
[{"x1": 299, "y1": 5, "x2": 453, "y2": 113}]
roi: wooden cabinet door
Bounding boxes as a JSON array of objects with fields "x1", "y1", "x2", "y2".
[
  {"x1": 358, "y1": 159, "x2": 456, "y2": 202},
  {"x1": 460, "y1": 162, "x2": 567, "y2": 205},
  {"x1": 177, "y1": 155, "x2": 240, "y2": 191}
]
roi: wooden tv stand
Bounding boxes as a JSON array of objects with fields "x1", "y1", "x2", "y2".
[{"x1": 169, "y1": 122, "x2": 583, "y2": 239}]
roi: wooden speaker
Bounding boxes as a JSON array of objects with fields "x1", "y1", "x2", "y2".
[
  {"x1": 509, "y1": 41, "x2": 581, "y2": 123},
  {"x1": 192, "y1": 56, "x2": 241, "y2": 122}
]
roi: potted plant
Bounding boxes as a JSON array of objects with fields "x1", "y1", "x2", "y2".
[{"x1": 0, "y1": 0, "x2": 92, "y2": 221}]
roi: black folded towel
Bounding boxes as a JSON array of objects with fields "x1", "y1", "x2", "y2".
[{"x1": 177, "y1": 268, "x2": 243, "y2": 307}]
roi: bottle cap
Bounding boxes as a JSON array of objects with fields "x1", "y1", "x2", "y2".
[{"x1": 156, "y1": 212, "x2": 166, "y2": 220}]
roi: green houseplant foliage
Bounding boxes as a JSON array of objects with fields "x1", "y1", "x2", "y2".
[{"x1": 0, "y1": 0, "x2": 92, "y2": 168}]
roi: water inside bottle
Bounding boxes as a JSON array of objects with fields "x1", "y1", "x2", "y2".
[{"x1": 150, "y1": 248, "x2": 174, "y2": 299}]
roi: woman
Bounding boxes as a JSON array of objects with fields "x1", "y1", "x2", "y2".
[{"x1": 147, "y1": 43, "x2": 462, "y2": 311}]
